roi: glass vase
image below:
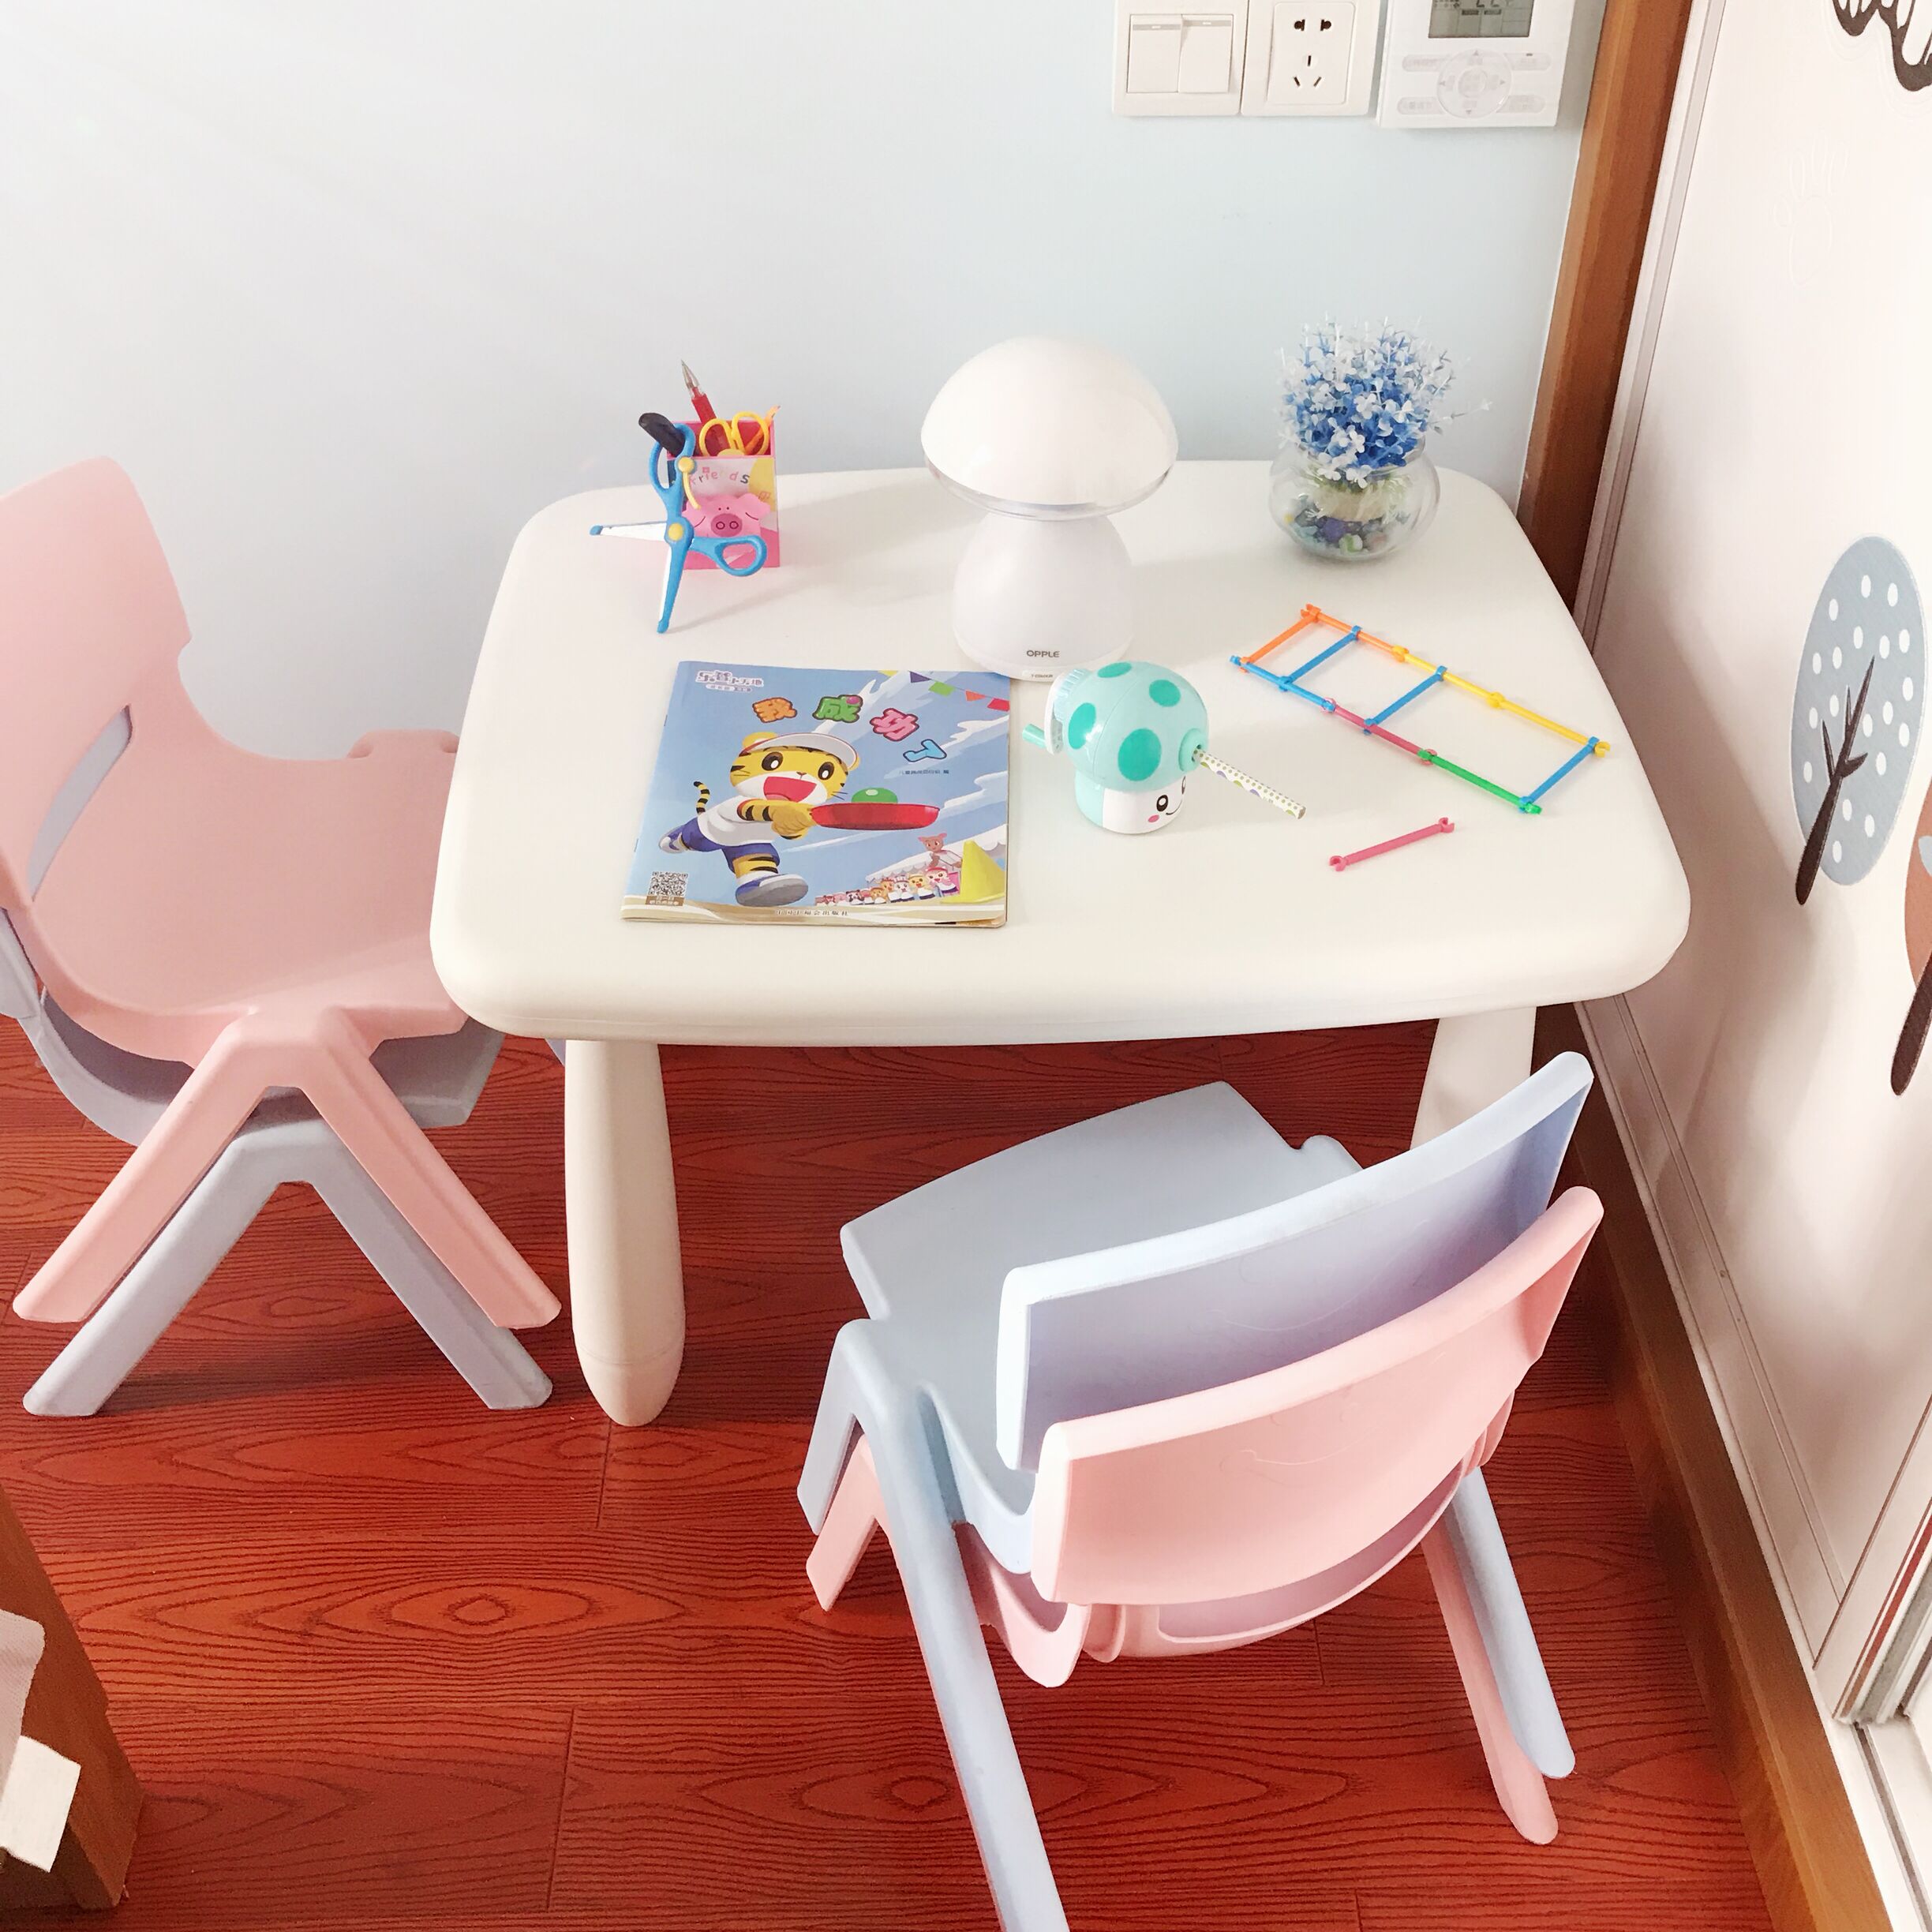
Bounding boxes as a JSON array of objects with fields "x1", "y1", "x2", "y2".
[{"x1": 1268, "y1": 443, "x2": 1440, "y2": 562}]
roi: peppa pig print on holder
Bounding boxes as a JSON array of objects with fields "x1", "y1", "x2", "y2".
[
  {"x1": 687, "y1": 490, "x2": 771, "y2": 554},
  {"x1": 680, "y1": 428, "x2": 781, "y2": 570}
]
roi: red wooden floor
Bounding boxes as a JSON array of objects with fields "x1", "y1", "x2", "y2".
[{"x1": 0, "y1": 1024, "x2": 1773, "y2": 1930}]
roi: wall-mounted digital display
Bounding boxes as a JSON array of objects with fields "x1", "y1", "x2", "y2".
[
  {"x1": 1430, "y1": 0, "x2": 1536, "y2": 36},
  {"x1": 1383, "y1": 0, "x2": 1571, "y2": 127}
]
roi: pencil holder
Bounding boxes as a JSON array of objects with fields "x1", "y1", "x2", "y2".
[{"x1": 683, "y1": 417, "x2": 781, "y2": 569}]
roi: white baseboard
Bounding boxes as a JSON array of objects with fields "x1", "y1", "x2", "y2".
[{"x1": 1578, "y1": 995, "x2": 1842, "y2": 1645}]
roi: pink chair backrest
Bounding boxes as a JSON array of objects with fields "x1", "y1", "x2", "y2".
[
  {"x1": 1028, "y1": 1186, "x2": 1601, "y2": 1607},
  {"x1": 0, "y1": 460, "x2": 186, "y2": 916}
]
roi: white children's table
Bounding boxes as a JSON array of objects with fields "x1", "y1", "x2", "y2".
[{"x1": 432, "y1": 462, "x2": 1688, "y2": 1425}]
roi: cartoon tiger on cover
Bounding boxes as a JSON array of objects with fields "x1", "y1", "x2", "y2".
[{"x1": 658, "y1": 728, "x2": 858, "y2": 907}]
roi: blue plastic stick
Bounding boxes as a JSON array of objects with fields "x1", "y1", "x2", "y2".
[
  {"x1": 1282, "y1": 624, "x2": 1361, "y2": 688},
  {"x1": 1368, "y1": 665, "x2": 1446, "y2": 728},
  {"x1": 1228, "y1": 655, "x2": 1313, "y2": 697},
  {"x1": 1263, "y1": 671, "x2": 1335, "y2": 713},
  {"x1": 1521, "y1": 736, "x2": 1600, "y2": 808}
]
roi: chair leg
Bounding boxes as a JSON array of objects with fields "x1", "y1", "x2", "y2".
[
  {"x1": 799, "y1": 1322, "x2": 869, "y2": 1530},
  {"x1": 13, "y1": 1032, "x2": 268, "y2": 1324},
  {"x1": 841, "y1": 1332, "x2": 1069, "y2": 1932},
  {"x1": 301, "y1": 1037, "x2": 559, "y2": 1328},
  {"x1": 1422, "y1": 1516, "x2": 1559, "y2": 1844},
  {"x1": 807, "y1": 1435, "x2": 882, "y2": 1609},
  {"x1": 23, "y1": 1136, "x2": 281, "y2": 1415},
  {"x1": 308, "y1": 1136, "x2": 550, "y2": 1410},
  {"x1": 1442, "y1": 1470, "x2": 1574, "y2": 1777}
]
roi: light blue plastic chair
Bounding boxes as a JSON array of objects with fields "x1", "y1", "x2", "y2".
[{"x1": 799, "y1": 1053, "x2": 1599, "y2": 1932}]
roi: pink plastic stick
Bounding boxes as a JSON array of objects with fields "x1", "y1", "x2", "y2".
[
  {"x1": 1329, "y1": 817, "x2": 1455, "y2": 872},
  {"x1": 1327, "y1": 701, "x2": 1426, "y2": 758}
]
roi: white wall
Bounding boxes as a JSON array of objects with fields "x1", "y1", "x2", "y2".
[
  {"x1": 1588, "y1": 0, "x2": 1932, "y2": 1672},
  {"x1": 0, "y1": 2, "x2": 1601, "y2": 755}
]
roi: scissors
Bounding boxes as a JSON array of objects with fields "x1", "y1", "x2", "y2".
[
  {"x1": 696, "y1": 410, "x2": 775, "y2": 458},
  {"x1": 590, "y1": 415, "x2": 768, "y2": 633}
]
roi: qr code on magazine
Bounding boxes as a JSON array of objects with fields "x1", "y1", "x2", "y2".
[{"x1": 645, "y1": 870, "x2": 687, "y2": 906}]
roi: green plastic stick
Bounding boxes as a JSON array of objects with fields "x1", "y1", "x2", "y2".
[{"x1": 1423, "y1": 751, "x2": 1542, "y2": 814}]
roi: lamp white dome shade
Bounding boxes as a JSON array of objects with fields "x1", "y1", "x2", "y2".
[{"x1": 921, "y1": 337, "x2": 1178, "y2": 517}]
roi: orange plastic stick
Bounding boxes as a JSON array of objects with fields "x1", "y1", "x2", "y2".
[{"x1": 1239, "y1": 605, "x2": 1324, "y2": 666}]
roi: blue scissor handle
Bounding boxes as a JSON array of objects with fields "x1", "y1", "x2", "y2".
[
  {"x1": 649, "y1": 425, "x2": 695, "y2": 516},
  {"x1": 697, "y1": 530, "x2": 769, "y2": 577}
]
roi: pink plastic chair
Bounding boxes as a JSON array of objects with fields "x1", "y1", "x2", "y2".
[
  {"x1": 0, "y1": 459, "x2": 558, "y2": 1410},
  {"x1": 800, "y1": 1056, "x2": 1602, "y2": 1932}
]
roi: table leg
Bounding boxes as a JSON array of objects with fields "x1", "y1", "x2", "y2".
[
  {"x1": 564, "y1": 1040, "x2": 686, "y2": 1425},
  {"x1": 1412, "y1": 1008, "x2": 1537, "y2": 1147}
]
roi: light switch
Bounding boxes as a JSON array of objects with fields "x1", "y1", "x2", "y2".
[
  {"x1": 1178, "y1": 14, "x2": 1237, "y2": 92},
  {"x1": 1126, "y1": 14, "x2": 1185, "y2": 92},
  {"x1": 1114, "y1": 0, "x2": 1247, "y2": 113}
]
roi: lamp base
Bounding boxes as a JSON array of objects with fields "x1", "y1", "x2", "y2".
[{"x1": 950, "y1": 511, "x2": 1132, "y2": 680}]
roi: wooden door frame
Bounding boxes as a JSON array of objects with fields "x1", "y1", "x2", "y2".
[{"x1": 1518, "y1": 0, "x2": 1698, "y2": 607}]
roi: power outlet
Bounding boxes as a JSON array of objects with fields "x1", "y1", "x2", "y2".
[
  {"x1": 1274, "y1": 5, "x2": 1356, "y2": 99},
  {"x1": 1242, "y1": 0, "x2": 1382, "y2": 114}
]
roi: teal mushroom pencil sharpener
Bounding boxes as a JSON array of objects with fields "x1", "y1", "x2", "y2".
[{"x1": 1022, "y1": 661, "x2": 1305, "y2": 834}]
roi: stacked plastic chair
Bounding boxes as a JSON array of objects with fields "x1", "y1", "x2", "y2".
[
  {"x1": 802, "y1": 1054, "x2": 1601, "y2": 1932},
  {"x1": 0, "y1": 460, "x2": 557, "y2": 1414}
]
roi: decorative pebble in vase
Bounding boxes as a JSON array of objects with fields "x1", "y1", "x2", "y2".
[
  {"x1": 1268, "y1": 441, "x2": 1441, "y2": 561},
  {"x1": 1271, "y1": 322, "x2": 1458, "y2": 564}
]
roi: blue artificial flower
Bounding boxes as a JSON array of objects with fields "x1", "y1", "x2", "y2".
[{"x1": 1281, "y1": 324, "x2": 1459, "y2": 486}]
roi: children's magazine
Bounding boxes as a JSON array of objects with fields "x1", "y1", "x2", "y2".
[{"x1": 623, "y1": 662, "x2": 1010, "y2": 926}]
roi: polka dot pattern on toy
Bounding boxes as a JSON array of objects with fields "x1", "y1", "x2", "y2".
[
  {"x1": 1043, "y1": 660, "x2": 1212, "y2": 818},
  {"x1": 1117, "y1": 728, "x2": 1162, "y2": 783}
]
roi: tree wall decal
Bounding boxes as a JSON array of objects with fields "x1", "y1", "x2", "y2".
[
  {"x1": 1832, "y1": 0, "x2": 1932, "y2": 91},
  {"x1": 1789, "y1": 537, "x2": 1923, "y2": 904}
]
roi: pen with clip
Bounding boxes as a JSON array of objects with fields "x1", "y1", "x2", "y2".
[{"x1": 680, "y1": 362, "x2": 717, "y2": 425}]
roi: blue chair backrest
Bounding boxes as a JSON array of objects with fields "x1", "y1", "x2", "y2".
[{"x1": 994, "y1": 1052, "x2": 1593, "y2": 1470}]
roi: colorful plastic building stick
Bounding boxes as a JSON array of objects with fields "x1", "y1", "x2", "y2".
[
  {"x1": 1329, "y1": 818, "x2": 1455, "y2": 872},
  {"x1": 1231, "y1": 603, "x2": 1608, "y2": 814}
]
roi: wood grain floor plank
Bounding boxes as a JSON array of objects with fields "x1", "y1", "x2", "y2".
[
  {"x1": 552, "y1": 1640, "x2": 1765, "y2": 1931},
  {"x1": 21, "y1": 1700, "x2": 572, "y2": 1929},
  {"x1": 0, "y1": 1383, "x2": 606, "y2": 1530},
  {"x1": 552, "y1": 1689, "x2": 1366, "y2": 1932}
]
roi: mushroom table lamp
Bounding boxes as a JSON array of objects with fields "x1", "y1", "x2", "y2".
[{"x1": 921, "y1": 338, "x2": 1178, "y2": 680}]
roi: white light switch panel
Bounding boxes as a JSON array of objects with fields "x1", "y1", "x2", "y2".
[
  {"x1": 1241, "y1": 0, "x2": 1383, "y2": 114},
  {"x1": 1115, "y1": 1, "x2": 1249, "y2": 113}
]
